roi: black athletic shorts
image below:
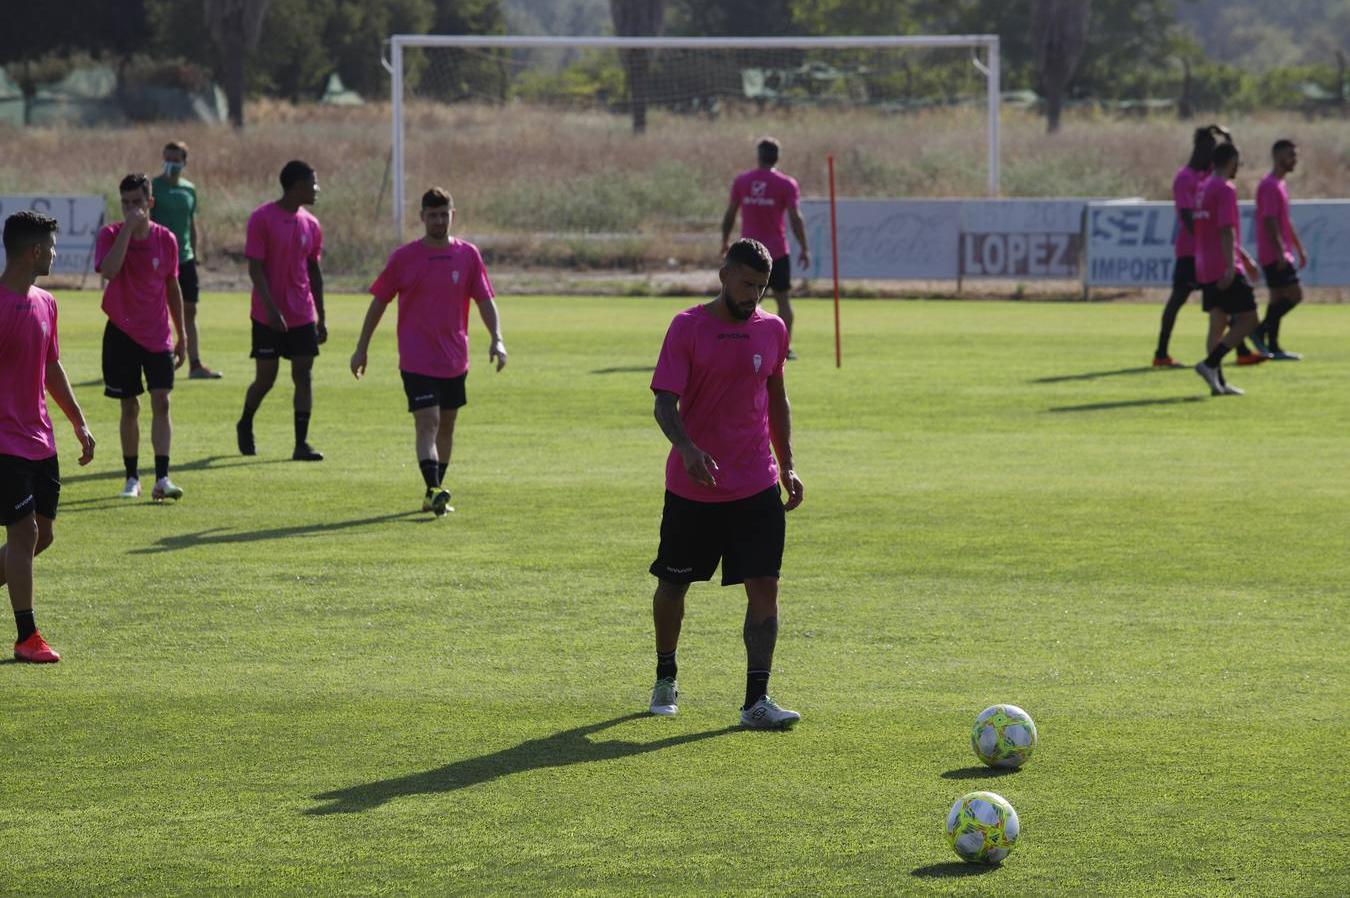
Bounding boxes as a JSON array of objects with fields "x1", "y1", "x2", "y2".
[
  {"x1": 401, "y1": 370, "x2": 467, "y2": 412},
  {"x1": 1201, "y1": 276, "x2": 1258, "y2": 314},
  {"x1": 1172, "y1": 256, "x2": 1199, "y2": 291},
  {"x1": 650, "y1": 485, "x2": 785, "y2": 586},
  {"x1": 103, "y1": 321, "x2": 174, "y2": 398},
  {"x1": 251, "y1": 320, "x2": 319, "y2": 360},
  {"x1": 178, "y1": 258, "x2": 200, "y2": 304},
  {"x1": 768, "y1": 255, "x2": 791, "y2": 293},
  {"x1": 0, "y1": 453, "x2": 60, "y2": 524},
  {"x1": 1262, "y1": 261, "x2": 1300, "y2": 290}
]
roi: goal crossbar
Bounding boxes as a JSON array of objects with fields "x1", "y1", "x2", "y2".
[{"x1": 385, "y1": 34, "x2": 1001, "y2": 240}]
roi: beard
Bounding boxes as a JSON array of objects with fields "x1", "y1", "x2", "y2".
[{"x1": 724, "y1": 293, "x2": 756, "y2": 321}]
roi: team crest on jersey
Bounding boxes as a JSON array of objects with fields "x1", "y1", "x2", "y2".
[
  {"x1": 152, "y1": 257, "x2": 160, "y2": 270},
  {"x1": 753, "y1": 353, "x2": 763, "y2": 373},
  {"x1": 452, "y1": 270, "x2": 461, "y2": 284}
]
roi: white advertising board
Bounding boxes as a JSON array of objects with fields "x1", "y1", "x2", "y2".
[
  {"x1": 1085, "y1": 200, "x2": 1350, "y2": 287},
  {"x1": 0, "y1": 195, "x2": 105, "y2": 274}
]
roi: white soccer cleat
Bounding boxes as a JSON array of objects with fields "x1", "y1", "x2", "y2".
[
  {"x1": 740, "y1": 696, "x2": 800, "y2": 730},
  {"x1": 118, "y1": 477, "x2": 141, "y2": 499},
  {"x1": 1194, "y1": 362, "x2": 1223, "y2": 394},
  {"x1": 649, "y1": 677, "x2": 679, "y2": 716},
  {"x1": 152, "y1": 478, "x2": 183, "y2": 502},
  {"x1": 1220, "y1": 383, "x2": 1245, "y2": 396}
]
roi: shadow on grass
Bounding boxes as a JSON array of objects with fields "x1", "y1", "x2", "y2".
[
  {"x1": 1031, "y1": 366, "x2": 1176, "y2": 384},
  {"x1": 940, "y1": 766, "x2": 1019, "y2": 780},
  {"x1": 72, "y1": 378, "x2": 104, "y2": 388},
  {"x1": 910, "y1": 862, "x2": 999, "y2": 878},
  {"x1": 61, "y1": 454, "x2": 291, "y2": 486},
  {"x1": 590, "y1": 365, "x2": 656, "y2": 375},
  {"x1": 305, "y1": 712, "x2": 740, "y2": 815},
  {"x1": 128, "y1": 510, "x2": 423, "y2": 554},
  {"x1": 1047, "y1": 396, "x2": 1206, "y2": 413}
]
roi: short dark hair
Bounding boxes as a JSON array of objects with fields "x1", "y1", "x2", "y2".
[
  {"x1": 757, "y1": 138, "x2": 780, "y2": 166},
  {"x1": 119, "y1": 173, "x2": 151, "y2": 196},
  {"x1": 421, "y1": 187, "x2": 453, "y2": 210},
  {"x1": 280, "y1": 160, "x2": 316, "y2": 191},
  {"x1": 3, "y1": 210, "x2": 59, "y2": 255},
  {"x1": 1211, "y1": 143, "x2": 1240, "y2": 169},
  {"x1": 1272, "y1": 138, "x2": 1296, "y2": 154},
  {"x1": 725, "y1": 237, "x2": 772, "y2": 273},
  {"x1": 163, "y1": 140, "x2": 188, "y2": 159}
]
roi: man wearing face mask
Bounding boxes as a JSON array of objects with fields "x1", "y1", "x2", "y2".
[
  {"x1": 646, "y1": 238, "x2": 805, "y2": 729},
  {"x1": 152, "y1": 141, "x2": 219, "y2": 379}
]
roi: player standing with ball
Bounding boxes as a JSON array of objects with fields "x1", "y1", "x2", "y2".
[{"x1": 646, "y1": 238, "x2": 805, "y2": 729}]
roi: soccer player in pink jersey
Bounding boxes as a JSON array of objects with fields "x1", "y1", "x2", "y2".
[
  {"x1": 1192, "y1": 143, "x2": 1262, "y2": 396},
  {"x1": 350, "y1": 188, "x2": 507, "y2": 517},
  {"x1": 1, "y1": 212, "x2": 97, "y2": 663},
  {"x1": 96, "y1": 173, "x2": 187, "y2": 502},
  {"x1": 647, "y1": 238, "x2": 806, "y2": 729},
  {"x1": 1249, "y1": 139, "x2": 1307, "y2": 361},
  {"x1": 720, "y1": 138, "x2": 810, "y2": 358},
  {"x1": 237, "y1": 160, "x2": 327, "y2": 461}
]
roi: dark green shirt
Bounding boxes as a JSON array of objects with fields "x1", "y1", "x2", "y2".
[{"x1": 151, "y1": 175, "x2": 197, "y2": 263}]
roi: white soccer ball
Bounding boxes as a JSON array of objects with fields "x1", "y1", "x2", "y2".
[{"x1": 971, "y1": 704, "x2": 1038, "y2": 769}]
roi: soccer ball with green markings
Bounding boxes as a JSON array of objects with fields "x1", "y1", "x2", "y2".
[
  {"x1": 946, "y1": 791, "x2": 1020, "y2": 864},
  {"x1": 971, "y1": 704, "x2": 1037, "y2": 769}
]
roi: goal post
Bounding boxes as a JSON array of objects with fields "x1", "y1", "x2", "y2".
[{"x1": 384, "y1": 33, "x2": 1000, "y2": 243}]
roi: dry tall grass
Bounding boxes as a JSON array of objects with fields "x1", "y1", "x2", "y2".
[{"x1": 1, "y1": 102, "x2": 1345, "y2": 282}]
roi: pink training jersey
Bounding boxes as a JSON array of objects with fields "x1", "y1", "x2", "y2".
[
  {"x1": 244, "y1": 201, "x2": 323, "y2": 328},
  {"x1": 95, "y1": 221, "x2": 179, "y2": 352},
  {"x1": 1172, "y1": 165, "x2": 1207, "y2": 258},
  {"x1": 369, "y1": 238, "x2": 495, "y2": 379},
  {"x1": 1193, "y1": 175, "x2": 1242, "y2": 285},
  {"x1": 0, "y1": 284, "x2": 60, "y2": 461},
  {"x1": 1255, "y1": 173, "x2": 1295, "y2": 268},
  {"x1": 651, "y1": 304, "x2": 789, "y2": 503},
  {"x1": 730, "y1": 168, "x2": 800, "y2": 261}
]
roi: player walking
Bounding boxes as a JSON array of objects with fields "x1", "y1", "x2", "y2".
[
  {"x1": 720, "y1": 138, "x2": 809, "y2": 358},
  {"x1": 1193, "y1": 144, "x2": 1262, "y2": 396},
  {"x1": 96, "y1": 173, "x2": 187, "y2": 501},
  {"x1": 1249, "y1": 139, "x2": 1307, "y2": 361},
  {"x1": 237, "y1": 160, "x2": 326, "y2": 461},
  {"x1": 1, "y1": 211, "x2": 97, "y2": 663},
  {"x1": 350, "y1": 188, "x2": 507, "y2": 516},
  {"x1": 646, "y1": 238, "x2": 805, "y2": 729},
  {"x1": 152, "y1": 140, "x2": 220, "y2": 378}
]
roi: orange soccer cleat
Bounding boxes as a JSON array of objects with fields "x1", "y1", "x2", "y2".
[{"x1": 14, "y1": 631, "x2": 60, "y2": 663}]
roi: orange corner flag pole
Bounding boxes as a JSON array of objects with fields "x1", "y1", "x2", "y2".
[{"x1": 828, "y1": 154, "x2": 841, "y2": 369}]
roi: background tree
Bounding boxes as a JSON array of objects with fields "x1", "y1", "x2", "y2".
[
  {"x1": 204, "y1": 0, "x2": 272, "y2": 128},
  {"x1": 1031, "y1": 0, "x2": 1091, "y2": 133},
  {"x1": 609, "y1": 0, "x2": 666, "y2": 133}
]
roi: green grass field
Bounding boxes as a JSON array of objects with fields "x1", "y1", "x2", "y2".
[{"x1": 2, "y1": 292, "x2": 1347, "y2": 896}]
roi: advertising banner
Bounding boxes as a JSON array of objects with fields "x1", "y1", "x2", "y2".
[{"x1": 0, "y1": 195, "x2": 105, "y2": 274}]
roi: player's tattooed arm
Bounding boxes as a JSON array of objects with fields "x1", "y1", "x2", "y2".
[{"x1": 654, "y1": 391, "x2": 718, "y2": 487}]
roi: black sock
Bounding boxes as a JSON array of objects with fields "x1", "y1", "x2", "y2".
[
  {"x1": 154, "y1": 455, "x2": 169, "y2": 481},
  {"x1": 438, "y1": 462, "x2": 448, "y2": 485},
  {"x1": 15, "y1": 609, "x2": 36, "y2": 642},
  {"x1": 1264, "y1": 298, "x2": 1296, "y2": 349},
  {"x1": 656, "y1": 649, "x2": 677, "y2": 681},
  {"x1": 744, "y1": 669, "x2": 770, "y2": 709},
  {"x1": 1155, "y1": 287, "x2": 1190, "y2": 357},
  {"x1": 239, "y1": 402, "x2": 257, "y2": 426},
  {"x1": 123, "y1": 455, "x2": 138, "y2": 480},
  {"x1": 294, "y1": 411, "x2": 311, "y2": 446},
  {"x1": 1205, "y1": 343, "x2": 1234, "y2": 369},
  {"x1": 1236, "y1": 340, "x2": 1254, "y2": 356},
  {"x1": 418, "y1": 459, "x2": 439, "y2": 489}
]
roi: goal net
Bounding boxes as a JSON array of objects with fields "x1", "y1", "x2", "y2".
[{"x1": 386, "y1": 35, "x2": 1000, "y2": 271}]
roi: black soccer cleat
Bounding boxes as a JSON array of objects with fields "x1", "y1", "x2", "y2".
[
  {"x1": 236, "y1": 420, "x2": 256, "y2": 456},
  {"x1": 292, "y1": 443, "x2": 324, "y2": 462}
]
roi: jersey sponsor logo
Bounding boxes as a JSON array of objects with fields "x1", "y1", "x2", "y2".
[
  {"x1": 751, "y1": 180, "x2": 767, "y2": 197},
  {"x1": 753, "y1": 353, "x2": 763, "y2": 373},
  {"x1": 717, "y1": 332, "x2": 750, "y2": 340}
]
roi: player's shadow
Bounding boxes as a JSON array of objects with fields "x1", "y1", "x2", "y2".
[
  {"x1": 128, "y1": 510, "x2": 423, "y2": 554},
  {"x1": 910, "y1": 862, "x2": 999, "y2": 878},
  {"x1": 305, "y1": 712, "x2": 740, "y2": 815},
  {"x1": 60, "y1": 454, "x2": 290, "y2": 486},
  {"x1": 1047, "y1": 396, "x2": 1206, "y2": 413},
  {"x1": 590, "y1": 365, "x2": 656, "y2": 375},
  {"x1": 1031, "y1": 366, "x2": 1172, "y2": 383},
  {"x1": 940, "y1": 766, "x2": 1020, "y2": 780}
]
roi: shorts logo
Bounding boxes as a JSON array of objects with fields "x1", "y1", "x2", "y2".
[
  {"x1": 13, "y1": 495, "x2": 33, "y2": 512},
  {"x1": 753, "y1": 353, "x2": 762, "y2": 373},
  {"x1": 452, "y1": 270, "x2": 461, "y2": 284},
  {"x1": 666, "y1": 566, "x2": 693, "y2": 574},
  {"x1": 414, "y1": 393, "x2": 435, "y2": 402}
]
